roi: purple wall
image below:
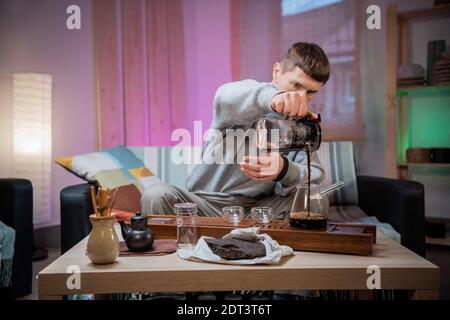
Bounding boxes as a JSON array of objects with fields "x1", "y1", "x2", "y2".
[
  {"x1": 183, "y1": 0, "x2": 232, "y2": 144},
  {"x1": 0, "y1": 0, "x2": 96, "y2": 227},
  {"x1": 0, "y1": 0, "x2": 233, "y2": 225}
]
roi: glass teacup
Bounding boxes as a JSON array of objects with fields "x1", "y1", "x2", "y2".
[
  {"x1": 222, "y1": 206, "x2": 244, "y2": 224},
  {"x1": 251, "y1": 207, "x2": 273, "y2": 224}
]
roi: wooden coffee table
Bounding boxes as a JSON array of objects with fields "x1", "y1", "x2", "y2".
[{"x1": 38, "y1": 230, "x2": 440, "y2": 300}]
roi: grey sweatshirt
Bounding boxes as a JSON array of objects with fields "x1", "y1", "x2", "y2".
[{"x1": 185, "y1": 79, "x2": 325, "y2": 198}]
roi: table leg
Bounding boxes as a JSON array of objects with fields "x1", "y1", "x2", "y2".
[
  {"x1": 411, "y1": 290, "x2": 439, "y2": 300},
  {"x1": 94, "y1": 294, "x2": 114, "y2": 300},
  {"x1": 38, "y1": 295, "x2": 63, "y2": 300},
  {"x1": 354, "y1": 290, "x2": 375, "y2": 300}
]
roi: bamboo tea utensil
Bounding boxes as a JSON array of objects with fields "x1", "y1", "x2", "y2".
[
  {"x1": 98, "y1": 188, "x2": 110, "y2": 216},
  {"x1": 90, "y1": 186, "x2": 100, "y2": 217},
  {"x1": 106, "y1": 188, "x2": 118, "y2": 217},
  {"x1": 90, "y1": 187, "x2": 118, "y2": 217}
]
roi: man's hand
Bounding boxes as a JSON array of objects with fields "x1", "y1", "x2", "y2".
[
  {"x1": 240, "y1": 153, "x2": 285, "y2": 181},
  {"x1": 271, "y1": 91, "x2": 318, "y2": 119}
]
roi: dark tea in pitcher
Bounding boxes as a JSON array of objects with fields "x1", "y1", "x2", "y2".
[
  {"x1": 290, "y1": 211, "x2": 328, "y2": 229},
  {"x1": 289, "y1": 178, "x2": 328, "y2": 230}
]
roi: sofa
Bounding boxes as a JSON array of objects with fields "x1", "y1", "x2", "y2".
[
  {"x1": 60, "y1": 142, "x2": 425, "y2": 256},
  {"x1": 0, "y1": 179, "x2": 33, "y2": 299}
]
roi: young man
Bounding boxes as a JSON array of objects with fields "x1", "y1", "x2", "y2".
[{"x1": 142, "y1": 42, "x2": 330, "y2": 219}]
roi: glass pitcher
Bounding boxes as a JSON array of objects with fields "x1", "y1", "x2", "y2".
[
  {"x1": 290, "y1": 185, "x2": 328, "y2": 229},
  {"x1": 254, "y1": 117, "x2": 322, "y2": 152}
]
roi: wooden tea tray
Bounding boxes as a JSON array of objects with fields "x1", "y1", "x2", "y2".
[{"x1": 146, "y1": 215, "x2": 376, "y2": 256}]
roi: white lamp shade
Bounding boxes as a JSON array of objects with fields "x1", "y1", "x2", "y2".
[{"x1": 13, "y1": 73, "x2": 52, "y2": 225}]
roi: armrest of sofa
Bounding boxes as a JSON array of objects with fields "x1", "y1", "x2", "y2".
[
  {"x1": 357, "y1": 175, "x2": 425, "y2": 256},
  {"x1": 0, "y1": 178, "x2": 33, "y2": 298},
  {"x1": 60, "y1": 183, "x2": 95, "y2": 254}
]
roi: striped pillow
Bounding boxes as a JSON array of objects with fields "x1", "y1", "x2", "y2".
[
  {"x1": 316, "y1": 142, "x2": 358, "y2": 205},
  {"x1": 129, "y1": 144, "x2": 359, "y2": 205},
  {"x1": 55, "y1": 145, "x2": 161, "y2": 193}
]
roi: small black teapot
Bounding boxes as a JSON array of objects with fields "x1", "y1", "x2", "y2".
[{"x1": 118, "y1": 211, "x2": 154, "y2": 252}]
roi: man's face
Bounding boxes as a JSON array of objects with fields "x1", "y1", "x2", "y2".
[{"x1": 272, "y1": 62, "x2": 323, "y2": 102}]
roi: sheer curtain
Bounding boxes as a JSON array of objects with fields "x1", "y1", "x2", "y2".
[
  {"x1": 231, "y1": 0, "x2": 280, "y2": 81},
  {"x1": 94, "y1": 0, "x2": 362, "y2": 145},
  {"x1": 93, "y1": 0, "x2": 187, "y2": 148},
  {"x1": 231, "y1": 0, "x2": 362, "y2": 140}
]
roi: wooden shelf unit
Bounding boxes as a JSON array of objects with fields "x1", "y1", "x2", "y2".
[
  {"x1": 426, "y1": 234, "x2": 450, "y2": 247},
  {"x1": 396, "y1": 84, "x2": 450, "y2": 96},
  {"x1": 397, "y1": 161, "x2": 450, "y2": 179},
  {"x1": 397, "y1": 5, "x2": 450, "y2": 21},
  {"x1": 397, "y1": 162, "x2": 450, "y2": 168},
  {"x1": 385, "y1": 5, "x2": 450, "y2": 179}
]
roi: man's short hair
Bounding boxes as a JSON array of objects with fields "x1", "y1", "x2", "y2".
[{"x1": 281, "y1": 42, "x2": 330, "y2": 84}]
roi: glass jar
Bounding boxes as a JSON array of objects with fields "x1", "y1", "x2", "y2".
[
  {"x1": 290, "y1": 185, "x2": 328, "y2": 229},
  {"x1": 175, "y1": 203, "x2": 198, "y2": 255}
]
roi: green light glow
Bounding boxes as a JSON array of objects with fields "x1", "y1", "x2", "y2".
[
  {"x1": 409, "y1": 94, "x2": 450, "y2": 148},
  {"x1": 396, "y1": 86, "x2": 450, "y2": 162}
]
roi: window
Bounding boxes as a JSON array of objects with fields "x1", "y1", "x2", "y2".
[
  {"x1": 232, "y1": 0, "x2": 362, "y2": 140},
  {"x1": 281, "y1": 0, "x2": 342, "y2": 16}
]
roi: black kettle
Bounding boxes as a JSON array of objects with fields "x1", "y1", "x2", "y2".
[{"x1": 119, "y1": 211, "x2": 154, "y2": 252}]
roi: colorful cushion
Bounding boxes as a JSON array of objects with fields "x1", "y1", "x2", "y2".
[
  {"x1": 55, "y1": 145, "x2": 161, "y2": 193},
  {"x1": 128, "y1": 146, "x2": 199, "y2": 189},
  {"x1": 112, "y1": 184, "x2": 142, "y2": 213}
]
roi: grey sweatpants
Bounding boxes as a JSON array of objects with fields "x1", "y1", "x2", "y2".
[{"x1": 141, "y1": 183, "x2": 296, "y2": 220}]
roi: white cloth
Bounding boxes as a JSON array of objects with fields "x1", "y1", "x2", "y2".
[{"x1": 177, "y1": 227, "x2": 293, "y2": 265}]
